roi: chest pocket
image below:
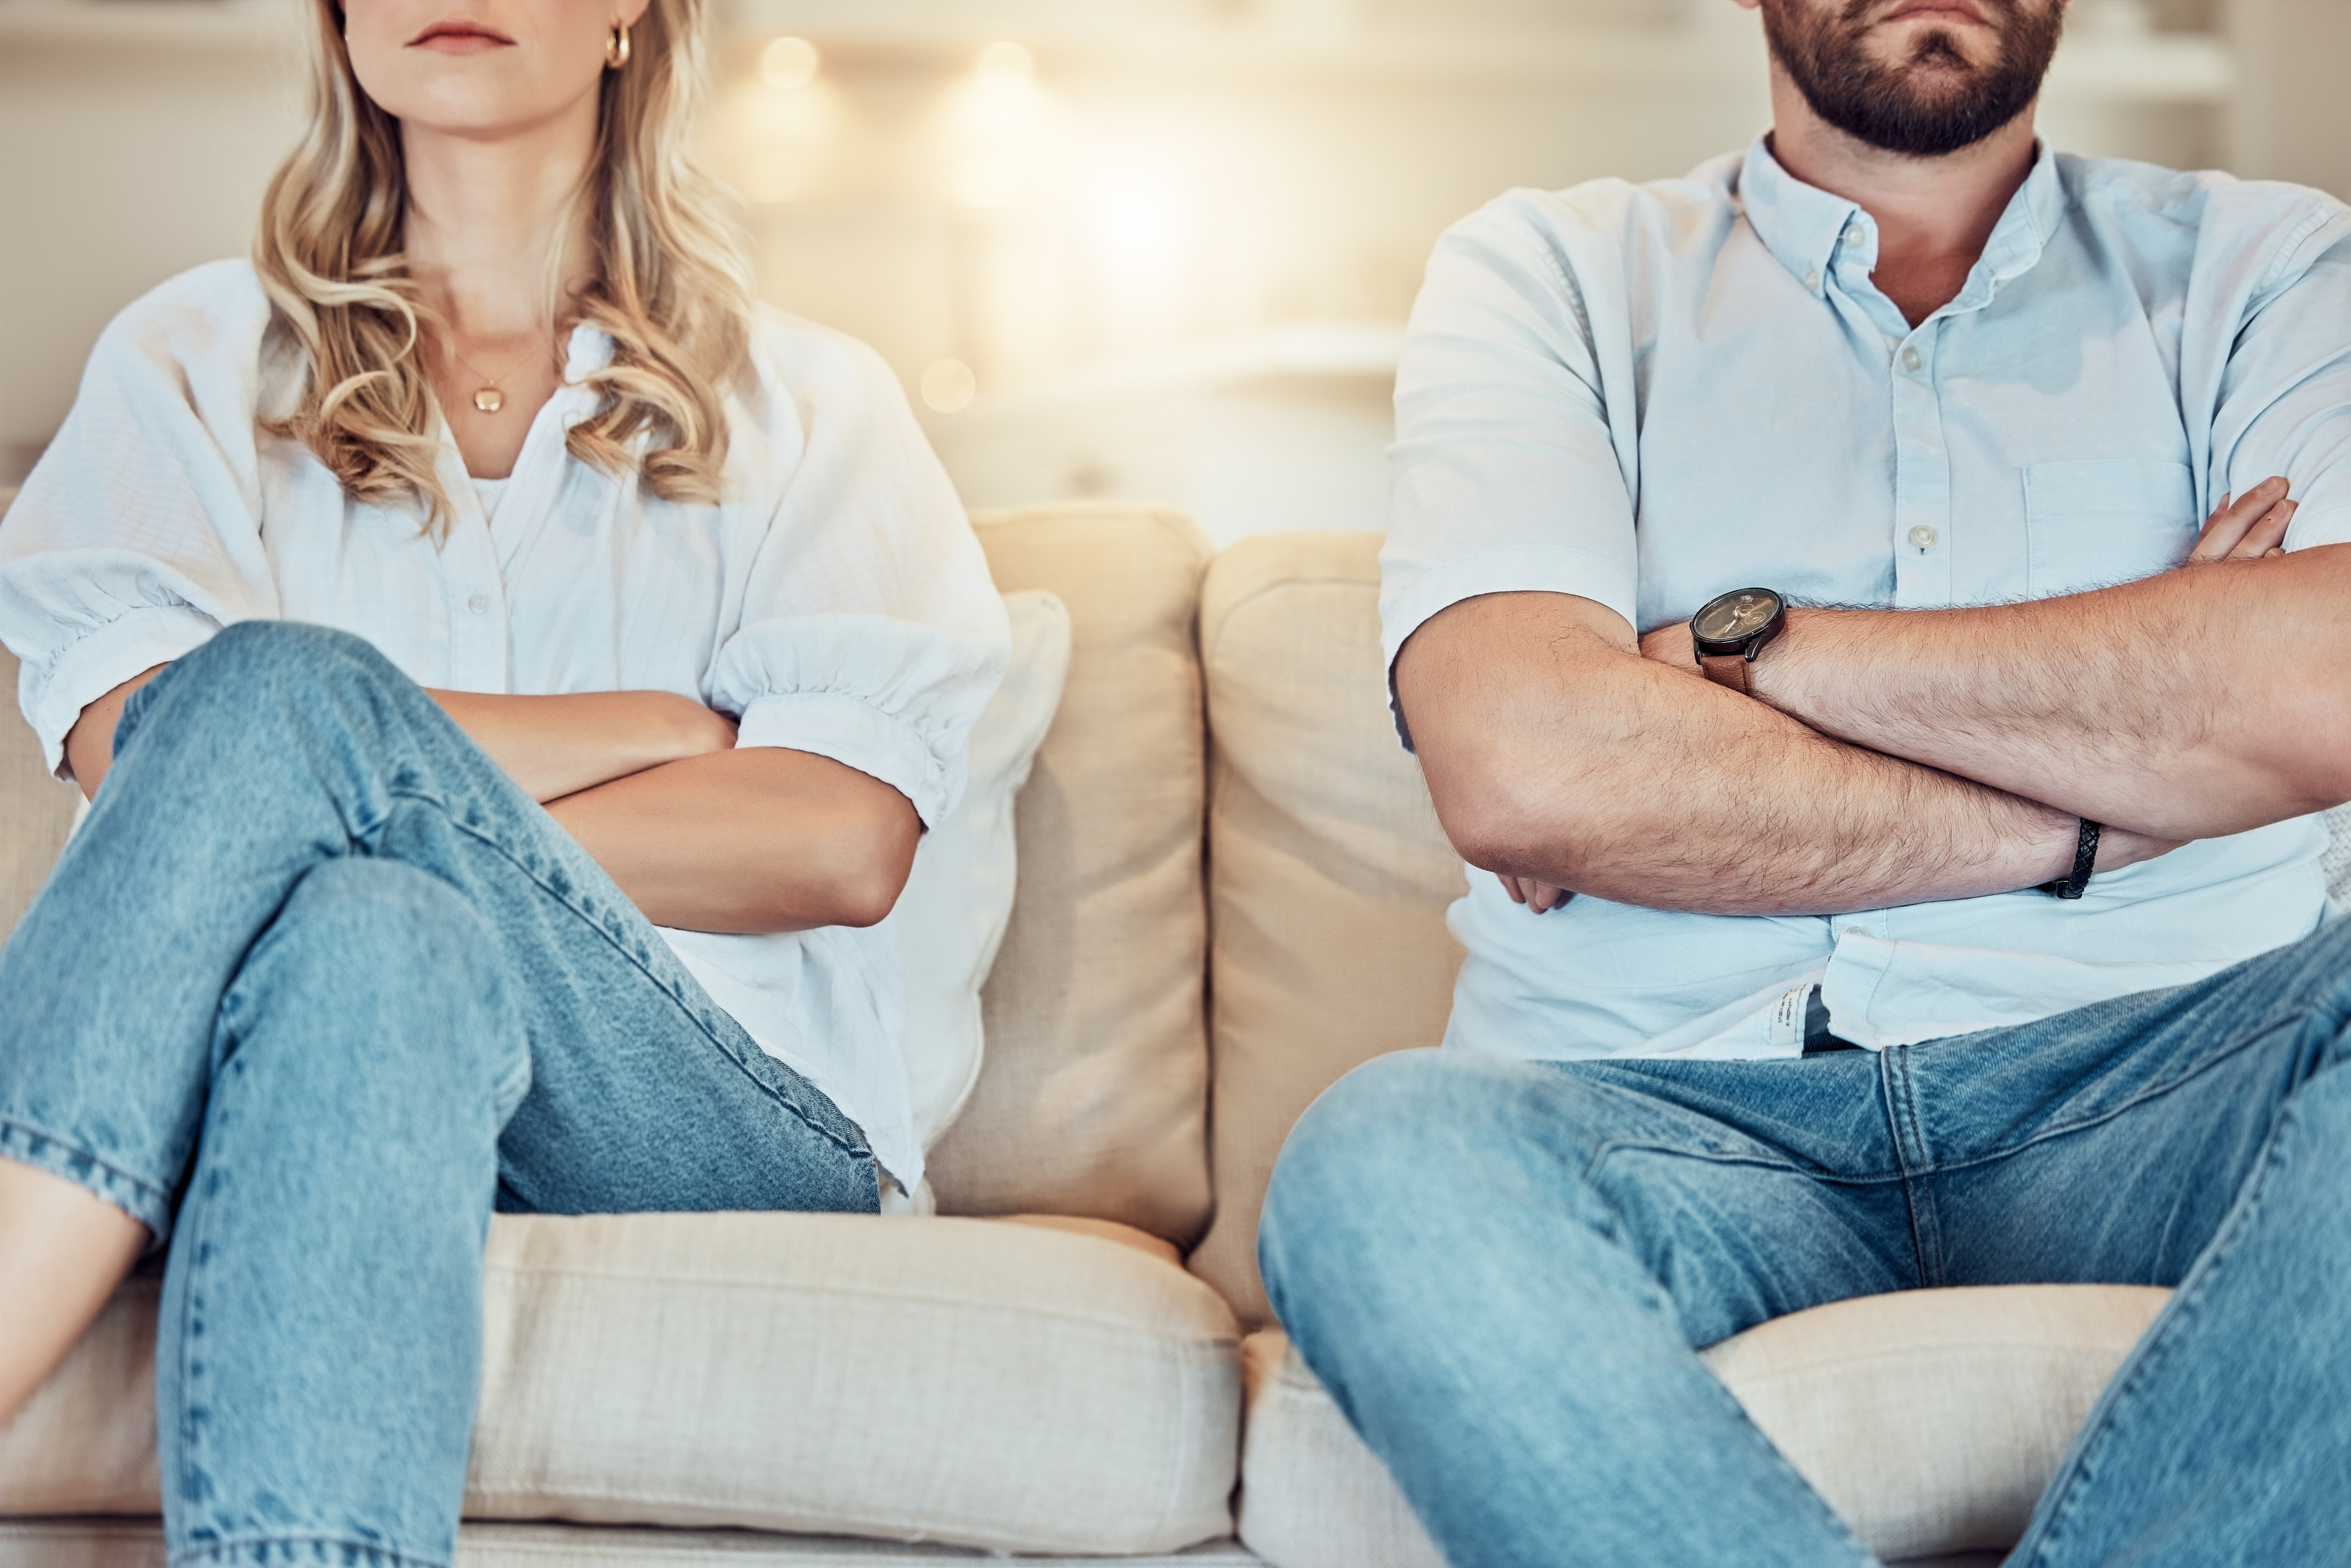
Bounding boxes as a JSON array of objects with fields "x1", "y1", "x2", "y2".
[{"x1": 2022, "y1": 460, "x2": 2197, "y2": 598}]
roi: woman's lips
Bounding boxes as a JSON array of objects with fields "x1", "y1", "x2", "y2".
[{"x1": 408, "y1": 20, "x2": 514, "y2": 53}]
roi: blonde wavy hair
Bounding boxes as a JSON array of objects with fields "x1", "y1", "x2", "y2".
[{"x1": 255, "y1": 0, "x2": 755, "y2": 532}]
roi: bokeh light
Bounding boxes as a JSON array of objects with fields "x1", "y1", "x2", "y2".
[
  {"x1": 921, "y1": 359, "x2": 978, "y2": 413},
  {"x1": 760, "y1": 36, "x2": 820, "y2": 91},
  {"x1": 974, "y1": 41, "x2": 1034, "y2": 88}
]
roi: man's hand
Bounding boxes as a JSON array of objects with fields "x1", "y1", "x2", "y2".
[
  {"x1": 1498, "y1": 873, "x2": 1573, "y2": 913},
  {"x1": 2189, "y1": 477, "x2": 2296, "y2": 562}
]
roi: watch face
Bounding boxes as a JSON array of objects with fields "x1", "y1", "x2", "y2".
[{"x1": 1693, "y1": 588, "x2": 1783, "y2": 646}]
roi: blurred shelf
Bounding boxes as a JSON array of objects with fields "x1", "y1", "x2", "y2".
[
  {"x1": 724, "y1": 0, "x2": 2233, "y2": 101},
  {"x1": 0, "y1": 0, "x2": 302, "y2": 54},
  {"x1": 943, "y1": 322, "x2": 1402, "y2": 430},
  {"x1": 0, "y1": 0, "x2": 2232, "y2": 105}
]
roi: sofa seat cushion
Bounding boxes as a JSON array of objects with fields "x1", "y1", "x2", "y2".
[
  {"x1": 0, "y1": 1212, "x2": 1242, "y2": 1557},
  {"x1": 1236, "y1": 1284, "x2": 2172, "y2": 1567},
  {"x1": 0, "y1": 1520, "x2": 1268, "y2": 1567}
]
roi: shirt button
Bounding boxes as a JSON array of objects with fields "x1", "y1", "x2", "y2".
[
  {"x1": 467, "y1": 592, "x2": 491, "y2": 615},
  {"x1": 1804, "y1": 269, "x2": 1821, "y2": 292},
  {"x1": 1901, "y1": 346, "x2": 1924, "y2": 372},
  {"x1": 1843, "y1": 222, "x2": 1866, "y2": 247},
  {"x1": 1908, "y1": 525, "x2": 1939, "y2": 551}
]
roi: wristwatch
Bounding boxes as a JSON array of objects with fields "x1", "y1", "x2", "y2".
[{"x1": 1690, "y1": 587, "x2": 1787, "y2": 694}]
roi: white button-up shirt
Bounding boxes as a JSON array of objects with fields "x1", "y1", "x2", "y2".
[
  {"x1": 0, "y1": 260, "x2": 1010, "y2": 1188},
  {"x1": 1384, "y1": 140, "x2": 2351, "y2": 1063}
]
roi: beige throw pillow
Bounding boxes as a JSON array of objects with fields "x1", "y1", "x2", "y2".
[{"x1": 895, "y1": 589, "x2": 1072, "y2": 1151}]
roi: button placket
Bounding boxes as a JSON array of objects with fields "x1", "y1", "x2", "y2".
[
  {"x1": 1889, "y1": 324, "x2": 1954, "y2": 608},
  {"x1": 444, "y1": 520, "x2": 511, "y2": 692}
]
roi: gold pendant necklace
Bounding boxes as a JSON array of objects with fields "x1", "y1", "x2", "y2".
[{"x1": 448, "y1": 336, "x2": 545, "y2": 417}]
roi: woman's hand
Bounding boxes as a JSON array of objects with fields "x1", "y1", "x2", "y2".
[{"x1": 426, "y1": 689, "x2": 737, "y2": 803}]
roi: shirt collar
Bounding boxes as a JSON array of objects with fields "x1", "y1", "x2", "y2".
[
  {"x1": 554, "y1": 321, "x2": 615, "y2": 430},
  {"x1": 1736, "y1": 134, "x2": 2067, "y2": 310}
]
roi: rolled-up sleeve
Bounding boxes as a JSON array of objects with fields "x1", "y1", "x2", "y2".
[
  {"x1": 2211, "y1": 210, "x2": 2351, "y2": 552},
  {"x1": 0, "y1": 267, "x2": 279, "y2": 778},
  {"x1": 707, "y1": 324, "x2": 1007, "y2": 829},
  {"x1": 1379, "y1": 193, "x2": 1643, "y2": 748}
]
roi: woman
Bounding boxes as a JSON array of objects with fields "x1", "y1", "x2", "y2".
[{"x1": 0, "y1": 0, "x2": 1006, "y2": 1560}]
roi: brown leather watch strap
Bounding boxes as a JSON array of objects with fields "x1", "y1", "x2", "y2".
[{"x1": 1699, "y1": 651, "x2": 1753, "y2": 694}]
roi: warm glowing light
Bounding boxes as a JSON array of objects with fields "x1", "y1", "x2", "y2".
[
  {"x1": 975, "y1": 41, "x2": 1034, "y2": 87},
  {"x1": 1093, "y1": 180, "x2": 1183, "y2": 267},
  {"x1": 921, "y1": 359, "x2": 978, "y2": 413},
  {"x1": 941, "y1": 42, "x2": 1059, "y2": 209},
  {"x1": 760, "y1": 36, "x2": 820, "y2": 90}
]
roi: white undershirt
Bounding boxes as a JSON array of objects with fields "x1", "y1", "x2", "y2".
[{"x1": 469, "y1": 474, "x2": 508, "y2": 522}]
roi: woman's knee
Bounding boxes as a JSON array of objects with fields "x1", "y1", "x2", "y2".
[
  {"x1": 126, "y1": 622, "x2": 410, "y2": 744},
  {"x1": 222, "y1": 859, "x2": 519, "y2": 1098},
  {"x1": 176, "y1": 619, "x2": 401, "y2": 697}
]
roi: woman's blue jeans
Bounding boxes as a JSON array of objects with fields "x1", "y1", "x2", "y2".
[
  {"x1": 0, "y1": 622, "x2": 879, "y2": 1567},
  {"x1": 1261, "y1": 914, "x2": 2351, "y2": 1567}
]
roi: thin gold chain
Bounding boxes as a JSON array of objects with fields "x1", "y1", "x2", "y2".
[{"x1": 444, "y1": 331, "x2": 551, "y2": 411}]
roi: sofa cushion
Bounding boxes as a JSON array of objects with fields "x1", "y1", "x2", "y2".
[
  {"x1": 0, "y1": 1213, "x2": 1243, "y2": 1557},
  {"x1": 0, "y1": 487, "x2": 80, "y2": 944},
  {"x1": 1235, "y1": 1285, "x2": 2173, "y2": 1567},
  {"x1": 0, "y1": 652, "x2": 80, "y2": 944},
  {"x1": 1191, "y1": 533, "x2": 1465, "y2": 1325},
  {"x1": 930, "y1": 504, "x2": 1216, "y2": 1247},
  {"x1": 0, "y1": 1520, "x2": 1267, "y2": 1566}
]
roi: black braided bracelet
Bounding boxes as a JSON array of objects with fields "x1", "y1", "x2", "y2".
[{"x1": 2041, "y1": 818, "x2": 2101, "y2": 900}]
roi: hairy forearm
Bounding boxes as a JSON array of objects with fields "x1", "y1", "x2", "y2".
[
  {"x1": 1743, "y1": 545, "x2": 2351, "y2": 840},
  {"x1": 546, "y1": 747, "x2": 920, "y2": 934},
  {"x1": 1399, "y1": 593, "x2": 2085, "y2": 916},
  {"x1": 426, "y1": 689, "x2": 738, "y2": 802}
]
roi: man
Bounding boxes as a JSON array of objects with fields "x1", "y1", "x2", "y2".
[{"x1": 1257, "y1": 1, "x2": 2351, "y2": 1564}]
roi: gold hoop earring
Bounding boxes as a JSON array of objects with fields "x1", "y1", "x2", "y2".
[{"x1": 605, "y1": 22, "x2": 631, "y2": 69}]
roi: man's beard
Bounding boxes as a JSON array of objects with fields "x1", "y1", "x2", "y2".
[{"x1": 1761, "y1": 0, "x2": 2066, "y2": 158}]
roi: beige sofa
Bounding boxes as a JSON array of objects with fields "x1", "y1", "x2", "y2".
[{"x1": 3, "y1": 495, "x2": 2325, "y2": 1567}]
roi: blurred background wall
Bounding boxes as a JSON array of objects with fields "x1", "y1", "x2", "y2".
[{"x1": 2, "y1": 0, "x2": 2345, "y2": 542}]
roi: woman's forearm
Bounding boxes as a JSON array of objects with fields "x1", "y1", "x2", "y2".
[
  {"x1": 425, "y1": 689, "x2": 738, "y2": 802},
  {"x1": 64, "y1": 666, "x2": 170, "y2": 800},
  {"x1": 72, "y1": 669, "x2": 731, "y2": 807},
  {"x1": 545, "y1": 747, "x2": 920, "y2": 933}
]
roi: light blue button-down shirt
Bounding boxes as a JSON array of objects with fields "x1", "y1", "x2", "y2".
[{"x1": 1384, "y1": 139, "x2": 2351, "y2": 1061}]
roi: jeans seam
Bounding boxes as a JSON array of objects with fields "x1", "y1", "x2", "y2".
[
  {"x1": 1881, "y1": 1047, "x2": 1943, "y2": 1289},
  {"x1": 168, "y1": 1535, "x2": 448, "y2": 1568},
  {"x1": 381, "y1": 784, "x2": 870, "y2": 1162},
  {"x1": 2011, "y1": 1085, "x2": 2300, "y2": 1568},
  {"x1": 1910, "y1": 1013, "x2": 2306, "y2": 1182},
  {"x1": 1583, "y1": 1138, "x2": 1907, "y2": 1185},
  {"x1": 0, "y1": 1114, "x2": 172, "y2": 1235},
  {"x1": 169, "y1": 1086, "x2": 224, "y2": 1549}
]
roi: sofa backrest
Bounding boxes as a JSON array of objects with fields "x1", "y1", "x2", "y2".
[
  {"x1": 935, "y1": 504, "x2": 1216, "y2": 1244},
  {"x1": 1189, "y1": 532, "x2": 1465, "y2": 1325},
  {"x1": 0, "y1": 491, "x2": 85, "y2": 940}
]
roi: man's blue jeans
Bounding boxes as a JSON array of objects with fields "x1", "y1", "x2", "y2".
[
  {"x1": 0, "y1": 622, "x2": 879, "y2": 1568},
  {"x1": 1260, "y1": 917, "x2": 2351, "y2": 1567}
]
